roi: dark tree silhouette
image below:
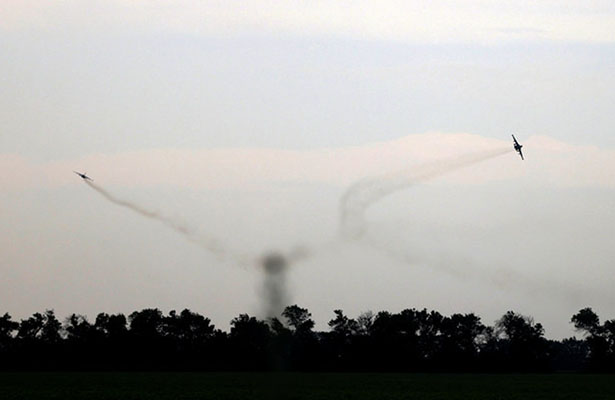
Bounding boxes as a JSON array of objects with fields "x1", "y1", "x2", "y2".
[
  {"x1": 160, "y1": 309, "x2": 220, "y2": 370},
  {"x1": 12, "y1": 310, "x2": 63, "y2": 369},
  {"x1": 129, "y1": 308, "x2": 165, "y2": 338},
  {"x1": 282, "y1": 305, "x2": 315, "y2": 334},
  {"x1": 572, "y1": 308, "x2": 602, "y2": 335},
  {"x1": 64, "y1": 314, "x2": 94, "y2": 342},
  {"x1": 0, "y1": 306, "x2": 610, "y2": 372},
  {"x1": 0, "y1": 313, "x2": 19, "y2": 368},
  {"x1": 95, "y1": 312, "x2": 128, "y2": 338},
  {"x1": 438, "y1": 313, "x2": 486, "y2": 370},
  {"x1": 416, "y1": 309, "x2": 443, "y2": 365},
  {"x1": 63, "y1": 314, "x2": 99, "y2": 369},
  {"x1": 355, "y1": 311, "x2": 374, "y2": 336},
  {"x1": 230, "y1": 314, "x2": 271, "y2": 346},
  {"x1": 329, "y1": 309, "x2": 359, "y2": 340},
  {"x1": 549, "y1": 337, "x2": 588, "y2": 371},
  {"x1": 0, "y1": 313, "x2": 18, "y2": 345},
  {"x1": 370, "y1": 309, "x2": 423, "y2": 371},
  {"x1": 495, "y1": 311, "x2": 549, "y2": 371},
  {"x1": 17, "y1": 310, "x2": 62, "y2": 343},
  {"x1": 17, "y1": 312, "x2": 45, "y2": 341},
  {"x1": 126, "y1": 309, "x2": 169, "y2": 369},
  {"x1": 279, "y1": 305, "x2": 318, "y2": 370},
  {"x1": 40, "y1": 310, "x2": 62, "y2": 343},
  {"x1": 164, "y1": 309, "x2": 215, "y2": 342},
  {"x1": 571, "y1": 307, "x2": 614, "y2": 371},
  {"x1": 229, "y1": 314, "x2": 272, "y2": 370},
  {"x1": 605, "y1": 320, "x2": 615, "y2": 349},
  {"x1": 325, "y1": 310, "x2": 360, "y2": 370}
]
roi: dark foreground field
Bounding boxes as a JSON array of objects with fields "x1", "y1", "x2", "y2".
[{"x1": 1, "y1": 372, "x2": 614, "y2": 400}]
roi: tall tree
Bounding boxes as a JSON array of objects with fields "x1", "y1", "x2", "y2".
[
  {"x1": 326, "y1": 310, "x2": 360, "y2": 369},
  {"x1": 230, "y1": 314, "x2": 271, "y2": 369},
  {"x1": 39, "y1": 310, "x2": 62, "y2": 343},
  {"x1": 495, "y1": 311, "x2": 549, "y2": 371},
  {"x1": 95, "y1": 313, "x2": 127, "y2": 338},
  {"x1": 17, "y1": 312, "x2": 45, "y2": 340},
  {"x1": 282, "y1": 305, "x2": 315, "y2": 334},
  {"x1": 571, "y1": 308, "x2": 602, "y2": 336},
  {"x1": 328, "y1": 309, "x2": 358, "y2": 340},
  {"x1": 64, "y1": 314, "x2": 93, "y2": 342},
  {"x1": 571, "y1": 307, "x2": 614, "y2": 370},
  {"x1": 0, "y1": 313, "x2": 19, "y2": 343},
  {"x1": 0, "y1": 313, "x2": 19, "y2": 359},
  {"x1": 164, "y1": 309, "x2": 214, "y2": 342},
  {"x1": 438, "y1": 313, "x2": 485, "y2": 370},
  {"x1": 281, "y1": 305, "x2": 319, "y2": 370},
  {"x1": 129, "y1": 308, "x2": 165, "y2": 338},
  {"x1": 355, "y1": 311, "x2": 374, "y2": 336}
]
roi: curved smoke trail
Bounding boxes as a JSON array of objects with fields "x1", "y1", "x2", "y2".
[
  {"x1": 82, "y1": 145, "x2": 512, "y2": 318},
  {"x1": 340, "y1": 147, "x2": 512, "y2": 238},
  {"x1": 85, "y1": 180, "x2": 245, "y2": 263},
  {"x1": 336, "y1": 146, "x2": 585, "y2": 302},
  {"x1": 84, "y1": 180, "x2": 293, "y2": 317}
]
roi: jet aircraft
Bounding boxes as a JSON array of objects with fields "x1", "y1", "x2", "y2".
[
  {"x1": 73, "y1": 171, "x2": 93, "y2": 181},
  {"x1": 512, "y1": 135, "x2": 524, "y2": 160}
]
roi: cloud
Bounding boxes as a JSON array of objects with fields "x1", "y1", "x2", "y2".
[
  {"x1": 527, "y1": 136, "x2": 615, "y2": 188},
  {"x1": 1, "y1": 133, "x2": 614, "y2": 191},
  {"x1": 2, "y1": 1, "x2": 615, "y2": 43}
]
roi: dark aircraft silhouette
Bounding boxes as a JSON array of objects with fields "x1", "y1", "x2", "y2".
[
  {"x1": 512, "y1": 135, "x2": 524, "y2": 160},
  {"x1": 73, "y1": 171, "x2": 93, "y2": 181}
]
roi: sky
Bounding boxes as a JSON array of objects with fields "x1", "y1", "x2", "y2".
[{"x1": 1, "y1": 1, "x2": 614, "y2": 338}]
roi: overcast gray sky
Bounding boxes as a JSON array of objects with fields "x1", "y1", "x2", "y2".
[{"x1": 1, "y1": 1, "x2": 614, "y2": 338}]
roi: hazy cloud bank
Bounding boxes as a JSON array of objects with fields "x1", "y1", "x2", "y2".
[
  {"x1": 3, "y1": 1, "x2": 615, "y2": 43},
  {"x1": 1, "y1": 133, "x2": 614, "y2": 191}
]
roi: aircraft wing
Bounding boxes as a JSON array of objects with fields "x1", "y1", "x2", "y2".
[{"x1": 518, "y1": 149, "x2": 524, "y2": 160}]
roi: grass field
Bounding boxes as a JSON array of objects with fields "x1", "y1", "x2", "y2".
[{"x1": 1, "y1": 372, "x2": 614, "y2": 400}]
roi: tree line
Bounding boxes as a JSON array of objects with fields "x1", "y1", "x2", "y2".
[{"x1": 0, "y1": 306, "x2": 613, "y2": 372}]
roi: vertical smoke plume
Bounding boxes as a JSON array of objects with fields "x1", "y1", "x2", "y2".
[
  {"x1": 84, "y1": 180, "x2": 239, "y2": 262},
  {"x1": 340, "y1": 147, "x2": 512, "y2": 238},
  {"x1": 260, "y1": 252, "x2": 289, "y2": 319}
]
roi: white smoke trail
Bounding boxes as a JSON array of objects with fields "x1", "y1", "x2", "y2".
[
  {"x1": 340, "y1": 146, "x2": 512, "y2": 238},
  {"x1": 85, "y1": 180, "x2": 245, "y2": 263},
  {"x1": 337, "y1": 146, "x2": 586, "y2": 301}
]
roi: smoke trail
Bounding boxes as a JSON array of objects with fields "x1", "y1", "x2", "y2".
[
  {"x1": 340, "y1": 147, "x2": 512, "y2": 238},
  {"x1": 85, "y1": 180, "x2": 240, "y2": 262},
  {"x1": 337, "y1": 146, "x2": 585, "y2": 302},
  {"x1": 260, "y1": 252, "x2": 289, "y2": 318},
  {"x1": 365, "y1": 230, "x2": 586, "y2": 304},
  {"x1": 84, "y1": 180, "x2": 293, "y2": 317}
]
